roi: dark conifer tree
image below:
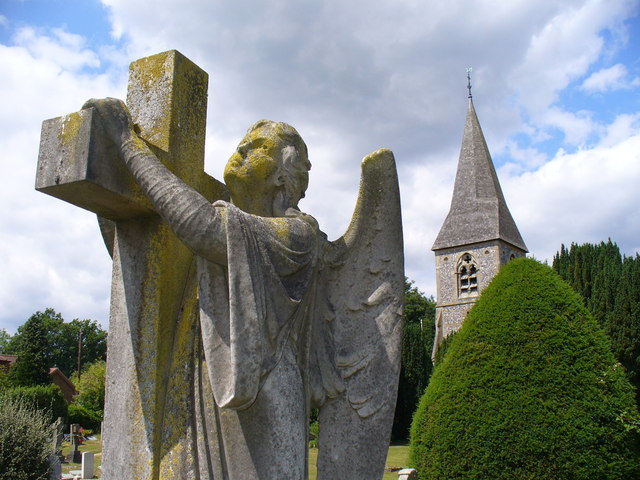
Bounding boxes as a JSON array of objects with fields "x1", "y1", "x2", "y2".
[
  {"x1": 553, "y1": 241, "x2": 640, "y2": 407},
  {"x1": 391, "y1": 280, "x2": 435, "y2": 441}
]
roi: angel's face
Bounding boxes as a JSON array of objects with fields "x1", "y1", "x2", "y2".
[{"x1": 224, "y1": 126, "x2": 286, "y2": 215}]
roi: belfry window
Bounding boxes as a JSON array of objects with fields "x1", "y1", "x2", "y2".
[{"x1": 458, "y1": 253, "x2": 478, "y2": 297}]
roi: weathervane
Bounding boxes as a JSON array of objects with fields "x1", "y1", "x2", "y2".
[{"x1": 466, "y1": 67, "x2": 473, "y2": 98}]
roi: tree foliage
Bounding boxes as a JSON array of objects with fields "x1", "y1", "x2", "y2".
[
  {"x1": 410, "y1": 258, "x2": 640, "y2": 480},
  {"x1": 6, "y1": 311, "x2": 52, "y2": 387},
  {"x1": 68, "y1": 362, "x2": 106, "y2": 429},
  {"x1": 5, "y1": 308, "x2": 107, "y2": 385},
  {"x1": 72, "y1": 360, "x2": 106, "y2": 417},
  {"x1": 0, "y1": 329, "x2": 10, "y2": 354},
  {"x1": 553, "y1": 240, "x2": 640, "y2": 406},
  {"x1": 391, "y1": 280, "x2": 436, "y2": 441}
]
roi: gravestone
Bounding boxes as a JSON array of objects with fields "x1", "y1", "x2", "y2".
[
  {"x1": 66, "y1": 424, "x2": 82, "y2": 464},
  {"x1": 397, "y1": 468, "x2": 417, "y2": 480},
  {"x1": 81, "y1": 451, "x2": 94, "y2": 479},
  {"x1": 48, "y1": 419, "x2": 63, "y2": 480},
  {"x1": 37, "y1": 50, "x2": 228, "y2": 479}
]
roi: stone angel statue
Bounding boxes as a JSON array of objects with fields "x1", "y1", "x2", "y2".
[{"x1": 85, "y1": 98, "x2": 404, "y2": 480}]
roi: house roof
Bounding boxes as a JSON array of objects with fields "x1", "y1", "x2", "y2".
[
  {"x1": 49, "y1": 367, "x2": 78, "y2": 403},
  {"x1": 0, "y1": 354, "x2": 18, "y2": 365}
]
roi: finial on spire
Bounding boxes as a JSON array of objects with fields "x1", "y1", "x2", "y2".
[{"x1": 466, "y1": 67, "x2": 473, "y2": 98}]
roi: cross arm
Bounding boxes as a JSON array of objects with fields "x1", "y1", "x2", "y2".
[{"x1": 36, "y1": 107, "x2": 155, "y2": 220}]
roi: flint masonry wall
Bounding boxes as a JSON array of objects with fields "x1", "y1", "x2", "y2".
[{"x1": 435, "y1": 240, "x2": 525, "y2": 338}]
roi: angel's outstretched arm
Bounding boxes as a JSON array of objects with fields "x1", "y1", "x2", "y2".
[{"x1": 84, "y1": 98, "x2": 227, "y2": 264}]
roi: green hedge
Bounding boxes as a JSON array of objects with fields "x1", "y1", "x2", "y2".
[
  {"x1": 0, "y1": 384, "x2": 67, "y2": 423},
  {"x1": 410, "y1": 258, "x2": 640, "y2": 480},
  {"x1": 67, "y1": 404, "x2": 102, "y2": 431}
]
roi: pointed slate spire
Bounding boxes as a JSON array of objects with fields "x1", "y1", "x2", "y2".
[{"x1": 432, "y1": 98, "x2": 527, "y2": 252}]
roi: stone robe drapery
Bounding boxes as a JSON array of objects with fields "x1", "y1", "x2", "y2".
[
  {"x1": 194, "y1": 201, "x2": 320, "y2": 479},
  {"x1": 110, "y1": 135, "x2": 327, "y2": 479},
  {"x1": 99, "y1": 135, "x2": 402, "y2": 480}
]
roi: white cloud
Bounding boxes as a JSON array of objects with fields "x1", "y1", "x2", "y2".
[
  {"x1": 12, "y1": 26, "x2": 101, "y2": 72},
  {"x1": 541, "y1": 107, "x2": 597, "y2": 147},
  {"x1": 506, "y1": 0, "x2": 637, "y2": 145},
  {"x1": 2, "y1": 0, "x2": 640, "y2": 333},
  {"x1": 504, "y1": 129, "x2": 640, "y2": 264},
  {"x1": 0, "y1": 28, "x2": 125, "y2": 332},
  {"x1": 599, "y1": 112, "x2": 640, "y2": 146},
  {"x1": 499, "y1": 142, "x2": 550, "y2": 174},
  {"x1": 580, "y1": 63, "x2": 636, "y2": 92}
]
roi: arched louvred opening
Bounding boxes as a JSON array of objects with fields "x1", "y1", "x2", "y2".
[{"x1": 457, "y1": 253, "x2": 478, "y2": 298}]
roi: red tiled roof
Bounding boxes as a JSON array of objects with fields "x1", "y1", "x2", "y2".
[{"x1": 0, "y1": 354, "x2": 18, "y2": 365}]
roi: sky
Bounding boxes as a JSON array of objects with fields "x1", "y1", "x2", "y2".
[{"x1": 1, "y1": 0, "x2": 639, "y2": 334}]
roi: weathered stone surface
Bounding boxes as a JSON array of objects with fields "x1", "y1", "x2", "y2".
[
  {"x1": 398, "y1": 468, "x2": 417, "y2": 480},
  {"x1": 100, "y1": 50, "x2": 227, "y2": 480},
  {"x1": 432, "y1": 98, "x2": 527, "y2": 252},
  {"x1": 37, "y1": 50, "x2": 403, "y2": 480},
  {"x1": 81, "y1": 452, "x2": 94, "y2": 479},
  {"x1": 36, "y1": 108, "x2": 154, "y2": 220},
  {"x1": 432, "y1": 99, "x2": 527, "y2": 355}
]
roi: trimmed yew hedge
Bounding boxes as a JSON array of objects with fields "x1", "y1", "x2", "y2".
[{"x1": 410, "y1": 258, "x2": 640, "y2": 480}]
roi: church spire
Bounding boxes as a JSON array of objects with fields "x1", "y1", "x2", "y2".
[{"x1": 432, "y1": 94, "x2": 527, "y2": 252}]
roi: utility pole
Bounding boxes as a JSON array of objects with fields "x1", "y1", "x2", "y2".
[{"x1": 77, "y1": 327, "x2": 83, "y2": 380}]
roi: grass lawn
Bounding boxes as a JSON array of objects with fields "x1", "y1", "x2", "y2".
[
  {"x1": 60, "y1": 434, "x2": 102, "y2": 477},
  {"x1": 308, "y1": 444, "x2": 410, "y2": 480},
  {"x1": 59, "y1": 435, "x2": 409, "y2": 479}
]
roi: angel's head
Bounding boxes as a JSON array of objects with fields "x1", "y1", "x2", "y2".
[{"x1": 224, "y1": 119, "x2": 311, "y2": 216}]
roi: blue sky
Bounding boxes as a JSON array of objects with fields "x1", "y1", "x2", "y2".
[
  {"x1": 1, "y1": 0, "x2": 639, "y2": 333},
  {"x1": 1, "y1": 0, "x2": 112, "y2": 47}
]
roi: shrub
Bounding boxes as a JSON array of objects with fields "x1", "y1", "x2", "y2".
[
  {"x1": 0, "y1": 384, "x2": 67, "y2": 423},
  {"x1": 410, "y1": 258, "x2": 640, "y2": 480},
  {"x1": 68, "y1": 404, "x2": 102, "y2": 431},
  {"x1": 72, "y1": 360, "x2": 106, "y2": 413},
  {"x1": 0, "y1": 395, "x2": 52, "y2": 480}
]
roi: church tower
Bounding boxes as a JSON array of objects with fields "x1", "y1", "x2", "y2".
[{"x1": 432, "y1": 86, "x2": 527, "y2": 355}]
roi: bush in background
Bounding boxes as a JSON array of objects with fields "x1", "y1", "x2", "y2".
[
  {"x1": 67, "y1": 404, "x2": 102, "y2": 431},
  {"x1": 410, "y1": 258, "x2": 640, "y2": 480},
  {"x1": 0, "y1": 395, "x2": 53, "y2": 480}
]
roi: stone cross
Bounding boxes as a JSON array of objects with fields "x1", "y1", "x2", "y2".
[
  {"x1": 67, "y1": 424, "x2": 81, "y2": 464},
  {"x1": 36, "y1": 50, "x2": 228, "y2": 480}
]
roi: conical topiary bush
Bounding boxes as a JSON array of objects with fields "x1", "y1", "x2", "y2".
[{"x1": 410, "y1": 258, "x2": 640, "y2": 480}]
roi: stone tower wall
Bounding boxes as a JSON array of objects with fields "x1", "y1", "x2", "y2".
[{"x1": 434, "y1": 240, "x2": 525, "y2": 343}]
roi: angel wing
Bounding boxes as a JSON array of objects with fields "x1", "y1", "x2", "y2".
[{"x1": 312, "y1": 148, "x2": 404, "y2": 480}]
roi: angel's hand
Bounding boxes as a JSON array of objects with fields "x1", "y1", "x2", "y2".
[{"x1": 82, "y1": 98, "x2": 136, "y2": 149}]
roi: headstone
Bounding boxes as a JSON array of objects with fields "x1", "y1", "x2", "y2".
[
  {"x1": 66, "y1": 424, "x2": 82, "y2": 464},
  {"x1": 81, "y1": 451, "x2": 95, "y2": 479},
  {"x1": 48, "y1": 419, "x2": 63, "y2": 479},
  {"x1": 398, "y1": 468, "x2": 417, "y2": 480},
  {"x1": 48, "y1": 455, "x2": 61, "y2": 480}
]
